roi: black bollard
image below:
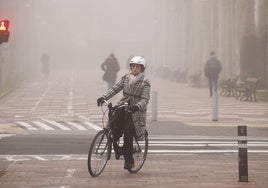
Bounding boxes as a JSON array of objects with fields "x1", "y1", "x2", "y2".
[{"x1": 238, "y1": 125, "x2": 248, "y2": 182}]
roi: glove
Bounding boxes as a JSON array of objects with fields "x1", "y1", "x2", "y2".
[
  {"x1": 132, "y1": 105, "x2": 140, "y2": 113},
  {"x1": 97, "y1": 97, "x2": 105, "y2": 106}
]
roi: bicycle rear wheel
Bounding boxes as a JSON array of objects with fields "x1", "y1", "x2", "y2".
[
  {"x1": 88, "y1": 129, "x2": 111, "y2": 177},
  {"x1": 128, "y1": 130, "x2": 148, "y2": 173}
]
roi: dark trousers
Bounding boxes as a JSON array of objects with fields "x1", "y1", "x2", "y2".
[
  {"x1": 111, "y1": 111, "x2": 134, "y2": 164},
  {"x1": 123, "y1": 115, "x2": 135, "y2": 163}
]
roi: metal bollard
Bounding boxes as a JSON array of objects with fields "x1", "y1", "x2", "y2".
[
  {"x1": 238, "y1": 125, "x2": 248, "y2": 182},
  {"x1": 212, "y1": 81, "x2": 218, "y2": 121},
  {"x1": 151, "y1": 91, "x2": 158, "y2": 121}
]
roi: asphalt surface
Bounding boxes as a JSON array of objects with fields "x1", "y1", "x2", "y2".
[
  {"x1": 0, "y1": 69, "x2": 267, "y2": 187},
  {"x1": 0, "y1": 154, "x2": 268, "y2": 188}
]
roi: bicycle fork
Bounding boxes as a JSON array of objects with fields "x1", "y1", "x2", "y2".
[{"x1": 95, "y1": 131, "x2": 112, "y2": 160}]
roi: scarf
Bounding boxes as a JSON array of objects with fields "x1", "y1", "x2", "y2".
[{"x1": 128, "y1": 72, "x2": 144, "y2": 91}]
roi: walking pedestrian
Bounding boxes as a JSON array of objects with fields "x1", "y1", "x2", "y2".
[
  {"x1": 101, "y1": 53, "x2": 120, "y2": 89},
  {"x1": 204, "y1": 51, "x2": 222, "y2": 96}
]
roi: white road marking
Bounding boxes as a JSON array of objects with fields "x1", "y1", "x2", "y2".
[
  {"x1": 149, "y1": 135, "x2": 268, "y2": 141},
  {"x1": 67, "y1": 122, "x2": 87, "y2": 131},
  {"x1": 148, "y1": 141, "x2": 268, "y2": 147},
  {"x1": 0, "y1": 134, "x2": 16, "y2": 139},
  {"x1": 148, "y1": 150, "x2": 268, "y2": 153},
  {"x1": 41, "y1": 118, "x2": 71, "y2": 131},
  {"x1": 31, "y1": 155, "x2": 48, "y2": 161},
  {"x1": 1, "y1": 150, "x2": 268, "y2": 161},
  {"x1": 83, "y1": 121, "x2": 102, "y2": 131},
  {"x1": 15, "y1": 120, "x2": 103, "y2": 131},
  {"x1": 16, "y1": 121, "x2": 38, "y2": 130},
  {"x1": 32, "y1": 121, "x2": 55, "y2": 130},
  {"x1": 31, "y1": 89, "x2": 49, "y2": 111},
  {"x1": 77, "y1": 114, "x2": 89, "y2": 121}
]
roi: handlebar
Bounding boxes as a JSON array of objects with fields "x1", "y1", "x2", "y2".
[
  {"x1": 101, "y1": 99, "x2": 131, "y2": 112},
  {"x1": 99, "y1": 99, "x2": 133, "y2": 124}
]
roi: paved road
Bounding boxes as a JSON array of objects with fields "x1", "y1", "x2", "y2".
[
  {"x1": 0, "y1": 69, "x2": 268, "y2": 187},
  {"x1": 1, "y1": 120, "x2": 268, "y2": 155},
  {"x1": 1, "y1": 154, "x2": 268, "y2": 188}
]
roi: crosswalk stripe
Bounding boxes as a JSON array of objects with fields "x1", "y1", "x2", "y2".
[
  {"x1": 32, "y1": 121, "x2": 55, "y2": 130},
  {"x1": 67, "y1": 122, "x2": 87, "y2": 131},
  {"x1": 14, "y1": 120, "x2": 103, "y2": 131},
  {"x1": 0, "y1": 134, "x2": 16, "y2": 139},
  {"x1": 17, "y1": 121, "x2": 38, "y2": 130},
  {"x1": 83, "y1": 121, "x2": 102, "y2": 131},
  {"x1": 41, "y1": 118, "x2": 71, "y2": 131}
]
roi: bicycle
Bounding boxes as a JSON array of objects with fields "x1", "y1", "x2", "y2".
[{"x1": 87, "y1": 100, "x2": 149, "y2": 177}]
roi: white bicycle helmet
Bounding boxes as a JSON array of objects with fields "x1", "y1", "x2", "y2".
[{"x1": 129, "y1": 56, "x2": 146, "y2": 68}]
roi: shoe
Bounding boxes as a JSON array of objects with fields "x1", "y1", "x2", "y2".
[
  {"x1": 115, "y1": 148, "x2": 123, "y2": 160},
  {"x1": 124, "y1": 161, "x2": 135, "y2": 170}
]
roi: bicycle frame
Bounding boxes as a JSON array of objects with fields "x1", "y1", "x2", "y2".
[{"x1": 88, "y1": 100, "x2": 148, "y2": 177}]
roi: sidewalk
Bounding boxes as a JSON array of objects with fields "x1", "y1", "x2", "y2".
[
  {"x1": 148, "y1": 75, "x2": 268, "y2": 126},
  {"x1": 0, "y1": 154, "x2": 267, "y2": 188},
  {"x1": 0, "y1": 69, "x2": 267, "y2": 126}
]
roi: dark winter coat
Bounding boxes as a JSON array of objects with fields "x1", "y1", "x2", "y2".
[
  {"x1": 204, "y1": 56, "x2": 222, "y2": 79},
  {"x1": 101, "y1": 57, "x2": 120, "y2": 82}
]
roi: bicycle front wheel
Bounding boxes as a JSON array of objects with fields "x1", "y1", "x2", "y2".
[
  {"x1": 88, "y1": 129, "x2": 111, "y2": 177},
  {"x1": 128, "y1": 130, "x2": 149, "y2": 173}
]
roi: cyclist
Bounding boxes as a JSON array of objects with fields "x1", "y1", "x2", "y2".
[{"x1": 97, "y1": 56, "x2": 151, "y2": 170}]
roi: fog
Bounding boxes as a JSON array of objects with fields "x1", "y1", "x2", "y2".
[
  {"x1": 0, "y1": 0, "x2": 267, "y2": 87},
  {"x1": 35, "y1": 0, "x2": 155, "y2": 69}
]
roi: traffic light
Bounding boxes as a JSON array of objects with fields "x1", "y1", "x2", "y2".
[{"x1": 0, "y1": 19, "x2": 10, "y2": 44}]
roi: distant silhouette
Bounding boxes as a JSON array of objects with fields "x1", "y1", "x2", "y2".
[
  {"x1": 101, "y1": 53, "x2": 120, "y2": 89},
  {"x1": 204, "y1": 51, "x2": 222, "y2": 96},
  {"x1": 40, "y1": 53, "x2": 50, "y2": 77}
]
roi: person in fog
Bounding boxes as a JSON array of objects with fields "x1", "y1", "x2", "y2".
[
  {"x1": 204, "y1": 51, "x2": 222, "y2": 96},
  {"x1": 101, "y1": 53, "x2": 120, "y2": 89},
  {"x1": 97, "y1": 56, "x2": 150, "y2": 170},
  {"x1": 41, "y1": 53, "x2": 50, "y2": 77}
]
